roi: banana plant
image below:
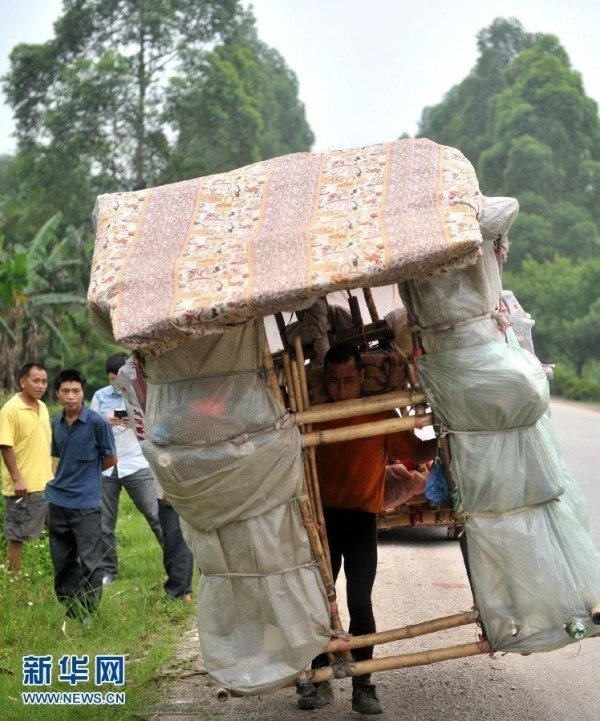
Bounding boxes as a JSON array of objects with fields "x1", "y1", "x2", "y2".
[{"x1": 0, "y1": 213, "x2": 87, "y2": 390}]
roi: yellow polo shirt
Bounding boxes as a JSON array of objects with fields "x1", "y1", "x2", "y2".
[{"x1": 0, "y1": 394, "x2": 53, "y2": 496}]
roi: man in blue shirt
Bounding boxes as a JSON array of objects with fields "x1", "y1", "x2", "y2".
[{"x1": 47, "y1": 369, "x2": 117, "y2": 622}]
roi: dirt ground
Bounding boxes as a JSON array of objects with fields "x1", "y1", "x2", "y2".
[{"x1": 150, "y1": 526, "x2": 600, "y2": 721}]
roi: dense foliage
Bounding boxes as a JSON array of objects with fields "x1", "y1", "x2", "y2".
[
  {"x1": 419, "y1": 17, "x2": 600, "y2": 396},
  {"x1": 0, "y1": 1, "x2": 313, "y2": 395}
]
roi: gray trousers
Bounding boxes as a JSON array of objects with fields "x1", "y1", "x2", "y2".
[
  {"x1": 158, "y1": 501, "x2": 194, "y2": 598},
  {"x1": 48, "y1": 503, "x2": 103, "y2": 617},
  {"x1": 101, "y1": 467, "x2": 163, "y2": 578}
]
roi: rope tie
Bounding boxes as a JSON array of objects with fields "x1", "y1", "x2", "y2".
[
  {"x1": 203, "y1": 560, "x2": 318, "y2": 579},
  {"x1": 410, "y1": 309, "x2": 509, "y2": 334},
  {"x1": 230, "y1": 413, "x2": 291, "y2": 445},
  {"x1": 436, "y1": 420, "x2": 538, "y2": 438},
  {"x1": 456, "y1": 497, "x2": 562, "y2": 523}
]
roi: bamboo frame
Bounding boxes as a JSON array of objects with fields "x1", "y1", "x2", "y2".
[
  {"x1": 302, "y1": 413, "x2": 433, "y2": 448},
  {"x1": 324, "y1": 611, "x2": 478, "y2": 653},
  {"x1": 280, "y1": 339, "x2": 345, "y2": 652},
  {"x1": 591, "y1": 605, "x2": 600, "y2": 625},
  {"x1": 294, "y1": 389, "x2": 427, "y2": 426}
]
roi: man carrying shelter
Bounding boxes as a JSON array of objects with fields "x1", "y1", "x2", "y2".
[
  {"x1": 46, "y1": 369, "x2": 117, "y2": 622},
  {"x1": 0, "y1": 363, "x2": 53, "y2": 572},
  {"x1": 91, "y1": 353, "x2": 163, "y2": 585},
  {"x1": 298, "y1": 343, "x2": 436, "y2": 715}
]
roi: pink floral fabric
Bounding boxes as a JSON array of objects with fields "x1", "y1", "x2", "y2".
[{"x1": 89, "y1": 138, "x2": 484, "y2": 352}]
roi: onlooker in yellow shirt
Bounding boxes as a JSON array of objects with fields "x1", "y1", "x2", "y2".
[{"x1": 0, "y1": 363, "x2": 54, "y2": 572}]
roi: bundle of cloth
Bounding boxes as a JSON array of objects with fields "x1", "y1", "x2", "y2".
[{"x1": 400, "y1": 196, "x2": 600, "y2": 652}]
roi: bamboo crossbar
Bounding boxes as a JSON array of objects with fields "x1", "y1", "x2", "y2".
[
  {"x1": 294, "y1": 389, "x2": 427, "y2": 425},
  {"x1": 324, "y1": 611, "x2": 479, "y2": 653},
  {"x1": 300, "y1": 641, "x2": 489, "y2": 685},
  {"x1": 302, "y1": 414, "x2": 433, "y2": 448}
]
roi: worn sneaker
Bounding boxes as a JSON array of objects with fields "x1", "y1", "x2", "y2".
[
  {"x1": 297, "y1": 681, "x2": 334, "y2": 710},
  {"x1": 351, "y1": 684, "x2": 383, "y2": 715},
  {"x1": 102, "y1": 575, "x2": 116, "y2": 586}
]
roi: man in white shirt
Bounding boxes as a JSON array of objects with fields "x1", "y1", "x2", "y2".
[{"x1": 91, "y1": 354, "x2": 163, "y2": 584}]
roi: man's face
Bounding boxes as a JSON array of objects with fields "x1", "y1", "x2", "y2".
[
  {"x1": 56, "y1": 381, "x2": 84, "y2": 413},
  {"x1": 20, "y1": 367, "x2": 48, "y2": 401},
  {"x1": 325, "y1": 359, "x2": 364, "y2": 402},
  {"x1": 107, "y1": 372, "x2": 117, "y2": 384}
]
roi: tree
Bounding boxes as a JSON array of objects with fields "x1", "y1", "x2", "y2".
[
  {"x1": 418, "y1": 18, "x2": 535, "y2": 166},
  {"x1": 504, "y1": 256, "x2": 600, "y2": 376},
  {"x1": 3, "y1": 0, "x2": 242, "y2": 229},
  {"x1": 418, "y1": 18, "x2": 600, "y2": 271},
  {"x1": 165, "y1": 15, "x2": 314, "y2": 180}
]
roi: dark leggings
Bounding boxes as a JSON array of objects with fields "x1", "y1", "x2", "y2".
[{"x1": 314, "y1": 507, "x2": 378, "y2": 670}]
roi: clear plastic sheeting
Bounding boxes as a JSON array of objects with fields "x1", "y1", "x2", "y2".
[
  {"x1": 417, "y1": 342, "x2": 549, "y2": 432},
  {"x1": 183, "y1": 501, "x2": 329, "y2": 691},
  {"x1": 402, "y1": 195, "x2": 600, "y2": 652},
  {"x1": 142, "y1": 321, "x2": 330, "y2": 694},
  {"x1": 466, "y1": 498, "x2": 600, "y2": 652},
  {"x1": 448, "y1": 420, "x2": 564, "y2": 514},
  {"x1": 400, "y1": 240, "x2": 505, "y2": 352}
]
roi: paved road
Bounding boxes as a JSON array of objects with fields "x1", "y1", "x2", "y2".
[
  {"x1": 153, "y1": 399, "x2": 600, "y2": 721},
  {"x1": 549, "y1": 399, "x2": 600, "y2": 545}
]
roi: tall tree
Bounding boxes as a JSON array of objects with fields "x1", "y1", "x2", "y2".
[
  {"x1": 418, "y1": 17, "x2": 600, "y2": 270},
  {"x1": 3, "y1": 0, "x2": 242, "y2": 229},
  {"x1": 165, "y1": 15, "x2": 314, "y2": 180}
]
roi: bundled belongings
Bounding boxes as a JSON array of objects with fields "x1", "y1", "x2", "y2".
[
  {"x1": 88, "y1": 138, "x2": 600, "y2": 696},
  {"x1": 400, "y1": 197, "x2": 600, "y2": 652}
]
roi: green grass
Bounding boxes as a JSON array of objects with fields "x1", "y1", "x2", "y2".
[{"x1": 0, "y1": 494, "x2": 196, "y2": 720}]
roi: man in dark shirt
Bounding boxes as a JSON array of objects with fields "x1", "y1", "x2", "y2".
[{"x1": 46, "y1": 369, "x2": 117, "y2": 622}]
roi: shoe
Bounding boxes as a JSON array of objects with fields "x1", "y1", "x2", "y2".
[
  {"x1": 182, "y1": 593, "x2": 192, "y2": 603},
  {"x1": 352, "y1": 684, "x2": 383, "y2": 715},
  {"x1": 297, "y1": 681, "x2": 334, "y2": 710},
  {"x1": 102, "y1": 575, "x2": 116, "y2": 586}
]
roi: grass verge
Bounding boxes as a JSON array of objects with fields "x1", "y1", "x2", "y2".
[{"x1": 0, "y1": 494, "x2": 196, "y2": 720}]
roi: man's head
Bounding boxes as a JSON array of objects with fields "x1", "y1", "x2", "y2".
[
  {"x1": 19, "y1": 363, "x2": 48, "y2": 402},
  {"x1": 105, "y1": 353, "x2": 128, "y2": 383},
  {"x1": 324, "y1": 343, "x2": 364, "y2": 402},
  {"x1": 54, "y1": 369, "x2": 86, "y2": 414}
]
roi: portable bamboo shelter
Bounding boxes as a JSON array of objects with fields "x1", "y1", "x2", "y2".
[{"x1": 90, "y1": 138, "x2": 600, "y2": 695}]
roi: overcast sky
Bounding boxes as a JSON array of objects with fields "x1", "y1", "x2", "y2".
[{"x1": 1, "y1": 0, "x2": 599, "y2": 156}]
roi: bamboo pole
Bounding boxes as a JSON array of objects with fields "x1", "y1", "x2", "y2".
[
  {"x1": 299, "y1": 641, "x2": 489, "y2": 685},
  {"x1": 294, "y1": 389, "x2": 427, "y2": 425},
  {"x1": 282, "y1": 353, "x2": 297, "y2": 413},
  {"x1": 293, "y1": 336, "x2": 337, "y2": 622},
  {"x1": 263, "y1": 335, "x2": 284, "y2": 405},
  {"x1": 290, "y1": 360, "x2": 305, "y2": 420},
  {"x1": 590, "y1": 605, "x2": 600, "y2": 625},
  {"x1": 293, "y1": 337, "x2": 311, "y2": 411},
  {"x1": 290, "y1": 339, "x2": 350, "y2": 658},
  {"x1": 362, "y1": 287, "x2": 380, "y2": 322},
  {"x1": 324, "y1": 611, "x2": 478, "y2": 653},
  {"x1": 302, "y1": 414, "x2": 433, "y2": 448}
]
